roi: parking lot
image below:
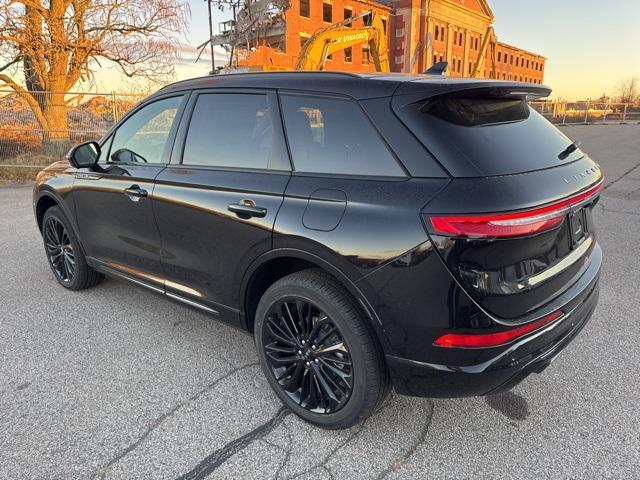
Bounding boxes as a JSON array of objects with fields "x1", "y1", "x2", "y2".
[{"x1": 1, "y1": 124, "x2": 639, "y2": 479}]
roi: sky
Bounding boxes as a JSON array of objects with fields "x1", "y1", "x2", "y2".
[{"x1": 87, "y1": 0, "x2": 640, "y2": 100}]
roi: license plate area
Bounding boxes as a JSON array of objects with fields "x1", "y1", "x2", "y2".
[{"x1": 568, "y1": 208, "x2": 587, "y2": 248}]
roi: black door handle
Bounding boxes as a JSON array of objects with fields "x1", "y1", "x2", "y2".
[
  {"x1": 124, "y1": 185, "x2": 148, "y2": 201},
  {"x1": 228, "y1": 200, "x2": 267, "y2": 218}
]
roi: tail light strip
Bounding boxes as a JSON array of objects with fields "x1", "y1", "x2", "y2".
[{"x1": 429, "y1": 180, "x2": 603, "y2": 238}]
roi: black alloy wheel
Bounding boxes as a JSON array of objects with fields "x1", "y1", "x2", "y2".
[
  {"x1": 255, "y1": 270, "x2": 389, "y2": 429},
  {"x1": 41, "y1": 206, "x2": 104, "y2": 291},
  {"x1": 44, "y1": 216, "x2": 75, "y2": 283},
  {"x1": 262, "y1": 298, "x2": 353, "y2": 414}
]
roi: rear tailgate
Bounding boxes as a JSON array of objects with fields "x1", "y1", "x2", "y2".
[{"x1": 392, "y1": 80, "x2": 603, "y2": 320}]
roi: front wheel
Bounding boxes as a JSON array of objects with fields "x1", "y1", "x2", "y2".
[
  {"x1": 41, "y1": 206, "x2": 104, "y2": 290},
  {"x1": 254, "y1": 270, "x2": 389, "y2": 429}
]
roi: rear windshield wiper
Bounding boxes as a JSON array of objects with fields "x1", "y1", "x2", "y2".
[{"x1": 558, "y1": 141, "x2": 582, "y2": 160}]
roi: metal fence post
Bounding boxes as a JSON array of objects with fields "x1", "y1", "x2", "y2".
[
  {"x1": 623, "y1": 103, "x2": 628, "y2": 123},
  {"x1": 584, "y1": 101, "x2": 589, "y2": 124},
  {"x1": 111, "y1": 91, "x2": 118, "y2": 123}
]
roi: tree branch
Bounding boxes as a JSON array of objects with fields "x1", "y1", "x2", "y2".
[{"x1": 0, "y1": 73, "x2": 49, "y2": 129}]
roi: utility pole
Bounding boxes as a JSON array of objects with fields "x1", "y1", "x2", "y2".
[{"x1": 207, "y1": 0, "x2": 216, "y2": 74}]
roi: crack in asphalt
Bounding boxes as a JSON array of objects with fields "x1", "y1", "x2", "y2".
[
  {"x1": 595, "y1": 199, "x2": 640, "y2": 217},
  {"x1": 373, "y1": 399, "x2": 435, "y2": 480},
  {"x1": 280, "y1": 396, "x2": 398, "y2": 480},
  {"x1": 602, "y1": 160, "x2": 640, "y2": 191},
  {"x1": 289, "y1": 420, "x2": 368, "y2": 480},
  {"x1": 92, "y1": 362, "x2": 259, "y2": 480},
  {"x1": 272, "y1": 423, "x2": 293, "y2": 480},
  {"x1": 175, "y1": 406, "x2": 291, "y2": 480}
]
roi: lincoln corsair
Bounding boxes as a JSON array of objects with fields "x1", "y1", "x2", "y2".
[{"x1": 33, "y1": 72, "x2": 602, "y2": 428}]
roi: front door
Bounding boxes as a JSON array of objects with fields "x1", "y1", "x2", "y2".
[
  {"x1": 152, "y1": 91, "x2": 291, "y2": 323},
  {"x1": 73, "y1": 94, "x2": 187, "y2": 287}
]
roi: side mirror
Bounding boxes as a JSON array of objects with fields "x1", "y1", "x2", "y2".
[{"x1": 67, "y1": 141, "x2": 100, "y2": 169}]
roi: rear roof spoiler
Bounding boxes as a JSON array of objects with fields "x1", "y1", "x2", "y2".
[
  {"x1": 393, "y1": 81, "x2": 552, "y2": 104},
  {"x1": 424, "y1": 61, "x2": 448, "y2": 76}
]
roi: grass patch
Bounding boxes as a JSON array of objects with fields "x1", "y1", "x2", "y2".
[{"x1": 0, "y1": 153, "x2": 61, "y2": 182}]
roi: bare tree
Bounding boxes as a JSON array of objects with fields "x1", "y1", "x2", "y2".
[
  {"x1": 616, "y1": 77, "x2": 639, "y2": 104},
  {"x1": 0, "y1": 0, "x2": 190, "y2": 143}
]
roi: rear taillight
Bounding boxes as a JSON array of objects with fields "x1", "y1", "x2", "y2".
[
  {"x1": 434, "y1": 310, "x2": 564, "y2": 348},
  {"x1": 429, "y1": 180, "x2": 603, "y2": 238}
]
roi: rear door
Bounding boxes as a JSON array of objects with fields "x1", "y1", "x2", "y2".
[
  {"x1": 152, "y1": 90, "x2": 291, "y2": 323},
  {"x1": 73, "y1": 94, "x2": 186, "y2": 287}
]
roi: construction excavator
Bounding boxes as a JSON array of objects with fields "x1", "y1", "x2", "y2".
[
  {"x1": 295, "y1": 11, "x2": 389, "y2": 71},
  {"x1": 470, "y1": 26, "x2": 497, "y2": 79},
  {"x1": 237, "y1": 10, "x2": 389, "y2": 72}
]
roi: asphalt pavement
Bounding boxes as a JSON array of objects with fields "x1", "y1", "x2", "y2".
[{"x1": 1, "y1": 125, "x2": 639, "y2": 479}]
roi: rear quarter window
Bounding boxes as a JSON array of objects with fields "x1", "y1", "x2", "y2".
[
  {"x1": 280, "y1": 94, "x2": 405, "y2": 177},
  {"x1": 395, "y1": 96, "x2": 584, "y2": 177}
]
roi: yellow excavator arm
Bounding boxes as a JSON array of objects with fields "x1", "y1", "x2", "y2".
[
  {"x1": 471, "y1": 26, "x2": 497, "y2": 78},
  {"x1": 295, "y1": 11, "x2": 389, "y2": 72}
]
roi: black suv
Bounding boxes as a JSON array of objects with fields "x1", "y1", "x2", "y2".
[{"x1": 33, "y1": 72, "x2": 602, "y2": 428}]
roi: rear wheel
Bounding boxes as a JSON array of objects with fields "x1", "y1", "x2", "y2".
[
  {"x1": 255, "y1": 269, "x2": 389, "y2": 429},
  {"x1": 42, "y1": 206, "x2": 104, "y2": 290}
]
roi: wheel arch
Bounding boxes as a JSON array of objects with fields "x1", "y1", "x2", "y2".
[
  {"x1": 240, "y1": 248, "x2": 393, "y2": 355},
  {"x1": 35, "y1": 190, "x2": 87, "y2": 256},
  {"x1": 35, "y1": 193, "x2": 60, "y2": 232}
]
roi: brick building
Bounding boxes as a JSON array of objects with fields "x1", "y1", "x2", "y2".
[
  {"x1": 391, "y1": 0, "x2": 545, "y2": 83},
  {"x1": 234, "y1": 0, "x2": 546, "y2": 83}
]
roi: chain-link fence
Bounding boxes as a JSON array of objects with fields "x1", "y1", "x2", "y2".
[
  {"x1": 530, "y1": 101, "x2": 640, "y2": 125},
  {"x1": 1, "y1": 91, "x2": 639, "y2": 181},
  {"x1": 0, "y1": 89, "x2": 146, "y2": 180}
]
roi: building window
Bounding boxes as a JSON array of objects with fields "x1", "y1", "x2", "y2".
[
  {"x1": 510, "y1": 54, "x2": 513, "y2": 65},
  {"x1": 515, "y1": 57, "x2": 519, "y2": 67},
  {"x1": 459, "y1": 32, "x2": 464, "y2": 46},
  {"x1": 381, "y1": 17, "x2": 387, "y2": 33},
  {"x1": 475, "y1": 37, "x2": 479, "y2": 49},
  {"x1": 395, "y1": 55, "x2": 404, "y2": 64},
  {"x1": 396, "y1": 27, "x2": 404, "y2": 38},
  {"x1": 344, "y1": 7, "x2": 352, "y2": 26},
  {"x1": 344, "y1": 47, "x2": 352, "y2": 63},
  {"x1": 526, "y1": 59, "x2": 530, "y2": 68},
  {"x1": 439, "y1": 54, "x2": 444, "y2": 62},
  {"x1": 433, "y1": 53, "x2": 438, "y2": 65},
  {"x1": 435, "y1": 25, "x2": 440, "y2": 40},
  {"x1": 323, "y1": 1, "x2": 332, "y2": 22},
  {"x1": 300, "y1": 35, "x2": 309, "y2": 50},
  {"x1": 362, "y1": 47, "x2": 371, "y2": 65},
  {"x1": 469, "y1": 61, "x2": 473, "y2": 73},
  {"x1": 300, "y1": 0, "x2": 310, "y2": 18},
  {"x1": 363, "y1": 12, "x2": 372, "y2": 26},
  {"x1": 498, "y1": 52, "x2": 502, "y2": 62}
]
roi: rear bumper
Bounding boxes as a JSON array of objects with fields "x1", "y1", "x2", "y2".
[{"x1": 387, "y1": 274, "x2": 599, "y2": 398}]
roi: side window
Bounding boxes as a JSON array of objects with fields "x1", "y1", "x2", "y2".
[
  {"x1": 109, "y1": 96, "x2": 183, "y2": 164},
  {"x1": 182, "y1": 93, "x2": 289, "y2": 170},
  {"x1": 280, "y1": 94, "x2": 404, "y2": 177}
]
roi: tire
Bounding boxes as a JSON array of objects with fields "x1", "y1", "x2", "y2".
[
  {"x1": 41, "y1": 206, "x2": 104, "y2": 291},
  {"x1": 254, "y1": 269, "x2": 389, "y2": 429}
]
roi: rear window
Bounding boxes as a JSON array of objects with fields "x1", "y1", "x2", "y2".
[
  {"x1": 396, "y1": 96, "x2": 583, "y2": 177},
  {"x1": 422, "y1": 97, "x2": 530, "y2": 126}
]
